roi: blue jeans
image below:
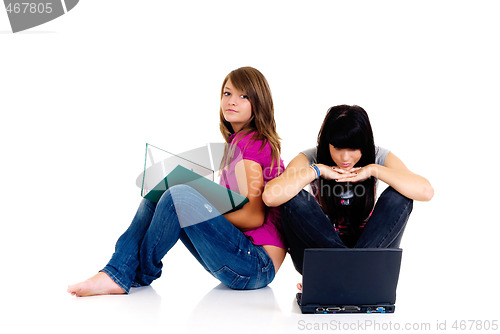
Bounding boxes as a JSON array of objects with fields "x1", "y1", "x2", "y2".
[
  {"x1": 101, "y1": 184, "x2": 275, "y2": 293},
  {"x1": 281, "y1": 187, "x2": 413, "y2": 274}
]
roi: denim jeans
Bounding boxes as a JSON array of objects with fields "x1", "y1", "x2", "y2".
[
  {"x1": 101, "y1": 184, "x2": 275, "y2": 293},
  {"x1": 281, "y1": 187, "x2": 413, "y2": 274}
]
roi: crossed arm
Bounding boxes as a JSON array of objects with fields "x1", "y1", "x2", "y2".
[{"x1": 262, "y1": 151, "x2": 434, "y2": 207}]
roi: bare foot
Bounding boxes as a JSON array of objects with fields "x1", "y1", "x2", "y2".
[{"x1": 67, "y1": 272, "x2": 126, "y2": 297}]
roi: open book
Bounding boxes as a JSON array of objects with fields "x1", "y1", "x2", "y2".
[{"x1": 137, "y1": 144, "x2": 248, "y2": 214}]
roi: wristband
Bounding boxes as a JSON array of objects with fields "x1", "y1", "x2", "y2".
[{"x1": 310, "y1": 164, "x2": 320, "y2": 179}]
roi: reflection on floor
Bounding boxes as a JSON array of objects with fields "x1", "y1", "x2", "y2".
[{"x1": 3, "y1": 227, "x2": 498, "y2": 334}]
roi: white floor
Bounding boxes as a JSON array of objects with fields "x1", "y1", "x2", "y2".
[{"x1": 4, "y1": 198, "x2": 499, "y2": 334}]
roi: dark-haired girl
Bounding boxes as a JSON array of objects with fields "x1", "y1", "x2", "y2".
[{"x1": 262, "y1": 105, "x2": 433, "y2": 275}]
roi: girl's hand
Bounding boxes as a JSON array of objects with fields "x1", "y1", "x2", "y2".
[
  {"x1": 336, "y1": 165, "x2": 375, "y2": 183},
  {"x1": 318, "y1": 164, "x2": 357, "y2": 181}
]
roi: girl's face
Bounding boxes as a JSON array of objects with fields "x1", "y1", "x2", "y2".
[
  {"x1": 221, "y1": 79, "x2": 252, "y2": 132},
  {"x1": 329, "y1": 145, "x2": 362, "y2": 170}
]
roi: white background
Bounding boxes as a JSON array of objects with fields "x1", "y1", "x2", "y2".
[{"x1": 1, "y1": 1, "x2": 499, "y2": 333}]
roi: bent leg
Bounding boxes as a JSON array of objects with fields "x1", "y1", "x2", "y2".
[
  {"x1": 101, "y1": 191, "x2": 183, "y2": 292},
  {"x1": 69, "y1": 198, "x2": 157, "y2": 296},
  {"x1": 131, "y1": 187, "x2": 188, "y2": 288},
  {"x1": 184, "y1": 220, "x2": 274, "y2": 290},
  {"x1": 355, "y1": 187, "x2": 413, "y2": 248},
  {"x1": 281, "y1": 190, "x2": 346, "y2": 274},
  {"x1": 171, "y1": 185, "x2": 275, "y2": 289}
]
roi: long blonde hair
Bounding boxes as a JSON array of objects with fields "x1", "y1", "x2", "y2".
[{"x1": 219, "y1": 67, "x2": 281, "y2": 169}]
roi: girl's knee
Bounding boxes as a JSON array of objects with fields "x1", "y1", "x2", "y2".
[
  {"x1": 282, "y1": 190, "x2": 315, "y2": 212},
  {"x1": 158, "y1": 185, "x2": 196, "y2": 206},
  {"x1": 166, "y1": 184, "x2": 197, "y2": 198},
  {"x1": 380, "y1": 187, "x2": 413, "y2": 213},
  {"x1": 160, "y1": 185, "x2": 220, "y2": 228},
  {"x1": 280, "y1": 190, "x2": 321, "y2": 229}
]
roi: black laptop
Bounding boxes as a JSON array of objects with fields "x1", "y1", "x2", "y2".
[{"x1": 297, "y1": 248, "x2": 403, "y2": 314}]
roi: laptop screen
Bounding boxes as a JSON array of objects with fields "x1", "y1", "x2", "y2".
[{"x1": 301, "y1": 248, "x2": 402, "y2": 306}]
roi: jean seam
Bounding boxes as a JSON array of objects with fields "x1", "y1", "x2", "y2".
[
  {"x1": 214, "y1": 265, "x2": 250, "y2": 290},
  {"x1": 174, "y1": 187, "x2": 220, "y2": 229},
  {"x1": 142, "y1": 201, "x2": 175, "y2": 276},
  {"x1": 259, "y1": 247, "x2": 276, "y2": 285},
  {"x1": 175, "y1": 188, "x2": 248, "y2": 252},
  {"x1": 284, "y1": 201, "x2": 331, "y2": 247},
  {"x1": 376, "y1": 198, "x2": 412, "y2": 247},
  {"x1": 256, "y1": 246, "x2": 274, "y2": 274},
  {"x1": 189, "y1": 219, "x2": 251, "y2": 261}
]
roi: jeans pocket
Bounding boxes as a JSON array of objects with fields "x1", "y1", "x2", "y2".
[
  {"x1": 255, "y1": 247, "x2": 275, "y2": 285},
  {"x1": 213, "y1": 266, "x2": 250, "y2": 290},
  {"x1": 256, "y1": 248, "x2": 273, "y2": 273}
]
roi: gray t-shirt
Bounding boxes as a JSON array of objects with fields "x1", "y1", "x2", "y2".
[{"x1": 300, "y1": 146, "x2": 390, "y2": 167}]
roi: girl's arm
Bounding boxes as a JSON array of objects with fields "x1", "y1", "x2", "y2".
[
  {"x1": 262, "y1": 153, "x2": 356, "y2": 207},
  {"x1": 262, "y1": 154, "x2": 313, "y2": 207},
  {"x1": 337, "y1": 152, "x2": 434, "y2": 201},
  {"x1": 223, "y1": 159, "x2": 266, "y2": 231}
]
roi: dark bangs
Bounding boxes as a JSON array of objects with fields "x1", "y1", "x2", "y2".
[
  {"x1": 328, "y1": 115, "x2": 366, "y2": 150},
  {"x1": 317, "y1": 105, "x2": 375, "y2": 168}
]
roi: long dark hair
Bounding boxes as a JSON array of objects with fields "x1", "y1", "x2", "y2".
[{"x1": 316, "y1": 105, "x2": 376, "y2": 237}]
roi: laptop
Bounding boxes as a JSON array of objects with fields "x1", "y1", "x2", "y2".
[
  {"x1": 297, "y1": 248, "x2": 403, "y2": 314},
  {"x1": 136, "y1": 143, "x2": 248, "y2": 214}
]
